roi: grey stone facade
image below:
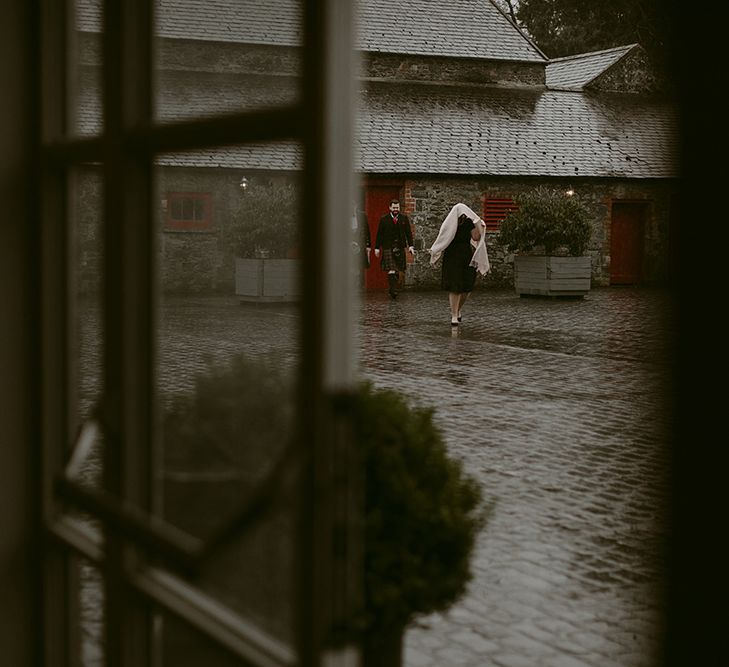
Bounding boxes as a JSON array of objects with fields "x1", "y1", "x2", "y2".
[
  {"x1": 361, "y1": 52, "x2": 545, "y2": 87},
  {"x1": 76, "y1": 165, "x2": 297, "y2": 295},
  {"x1": 399, "y1": 176, "x2": 674, "y2": 288},
  {"x1": 73, "y1": 0, "x2": 678, "y2": 295},
  {"x1": 157, "y1": 168, "x2": 237, "y2": 294},
  {"x1": 76, "y1": 171, "x2": 673, "y2": 295}
]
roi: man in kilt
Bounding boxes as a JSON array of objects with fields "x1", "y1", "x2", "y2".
[{"x1": 374, "y1": 199, "x2": 415, "y2": 298}]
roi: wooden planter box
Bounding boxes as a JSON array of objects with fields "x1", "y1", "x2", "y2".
[
  {"x1": 514, "y1": 255, "x2": 591, "y2": 297},
  {"x1": 235, "y1": 258, "x2": 301, "y2": 302}
]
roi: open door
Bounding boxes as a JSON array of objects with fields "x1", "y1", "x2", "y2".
[{"x1": 364, "y1": 183, "x2": 403, "y2": 290}]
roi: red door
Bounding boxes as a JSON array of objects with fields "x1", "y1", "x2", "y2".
[
  {"x1": 610, "y1": 202, "x2": 646, "y2": 285},
  {"x1": 364, "y1": 184, "x2": 402, "y2": 289}
]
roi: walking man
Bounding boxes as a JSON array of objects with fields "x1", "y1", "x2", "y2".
[{"x1": 374, "y1": 199, "x2": 414, "y2": 298}]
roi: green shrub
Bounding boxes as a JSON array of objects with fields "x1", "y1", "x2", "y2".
[
  {"x1": 163, "y1": 357, "x2": 487, "y2": 656},
  {"x1": 162, "y1": 355, "x2": 294, "y2": 477},
  {"x1": 352, "y1": 382, "x2": 487, "y2": 636},
  {"x1": 498, "y1": 186, "x2": 592, "y2": 255}
]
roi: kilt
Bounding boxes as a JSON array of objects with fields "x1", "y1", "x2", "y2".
[{"x1": 380, "y1": 246, "x2": 406, "y2": 272}]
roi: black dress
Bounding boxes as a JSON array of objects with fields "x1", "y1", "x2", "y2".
[{"x1": 441, "y1": 218, "x2": 477, "y2": 292}]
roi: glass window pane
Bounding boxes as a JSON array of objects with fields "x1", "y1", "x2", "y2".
[
  {"x1": 72, "y1": 0, "x2": 103, "y2": 136},
  {"x1": 70, "y1": 165, "x2": 105, "y2": 492},
  {"x1": 78, "y1": 557, "x2": 106, "y2": 667},
  {"x1": 182, "y1": 198, "x2": 193, "y2": 220},
  {"x1": 155, "y1": 144, "x2": 302, "y2": 648},
  {"x1": 194, "y1": 199, "x2": 205, "y2": 220},
  {"x1": 68, "y1": 170, "x2": 105, "y2": 667},
  {"x1": 172, "y1": 198, "x2": 183, "y2": 220},
  {"x1": 158, "y1": 608, "x2": 247, "y2": 667},
  {"x1": 154, "y1": 0, "x2": 303, "y2": 123}
]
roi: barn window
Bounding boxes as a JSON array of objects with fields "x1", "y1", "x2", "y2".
[
  {"x1": 483, "y1": 196, "x2": 518, "y2": 231},
  {"x1": 166, "y1": 192, "x2": 213, "y2": 230}
]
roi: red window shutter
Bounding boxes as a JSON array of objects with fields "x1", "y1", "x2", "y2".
[{"x1": 483, "y1": 197, "x2": 517, "y2": 231}]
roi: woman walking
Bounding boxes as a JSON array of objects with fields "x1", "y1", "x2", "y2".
[{"x1": 429, "y1": 203, "x2": 490, "y2": 326}]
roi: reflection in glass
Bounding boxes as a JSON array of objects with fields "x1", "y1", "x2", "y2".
[
  {"x1": 72, "y1": 0, "x2": 103, "y2": 136},
  {"x1": 70, "y1": 166, "x2": 106, "y2": 667},
  {"x1": 78, "y1": 558, "x2": 105, "y2": 667},
  {"x1": 158, "y1": 608, "x2": 246, "y2": 667},
  {"x1": 71, "y1": 165, "x2": 105, "y2": 486},
  {"x1": 156, "y1": 149, "x2": 302, "y2": 647},
  {"x1": 154, "y1": 0, "x2": 303, "y2": 123}
]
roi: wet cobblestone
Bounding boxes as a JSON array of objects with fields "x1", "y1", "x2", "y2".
[
  {"x1": 358, "y1": 287, "x2": 673, "y2": 667},
  {"x1": 76, "y1": 285, "x2": 674, "y2": 666}
]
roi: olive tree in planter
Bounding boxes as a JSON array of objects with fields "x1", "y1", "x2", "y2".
[
  {"x1": 162, "y1": 355, "x2": 487, "y2": 667},
  {"x1": 498, "y1": 186, "x2": 593, "y2": 297},
  {"x1": 227, "y1": 182, "x2": 300, "y2": 302}
]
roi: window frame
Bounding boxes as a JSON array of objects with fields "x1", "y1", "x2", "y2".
[
  {"x1": 164, "y1": 191, "x2": 214, "y2": 231},
  {"x1": 38, "y1": 1, "x2": 361, "y2": 666}
]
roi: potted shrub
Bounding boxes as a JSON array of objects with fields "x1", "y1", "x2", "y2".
[
  {"x1": 160, "y1": 355, "x2": 298, "y2": 658},
  {"x1": 162, "y1": 356, "x2": 487, "y2": 667},
  {"x1": 497, "y1": 186, "x2": 593, "y2": 297},
  {"x1": 352, "y1": 382, "x2": 487, "y2": 667},
  {"x1": 227, "y1": 182, "x2": 300, "y2": 302}
]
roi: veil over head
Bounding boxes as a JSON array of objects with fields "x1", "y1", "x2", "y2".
[{"x1": 429, "y1": 203, "x2": 490, "y2": 275}]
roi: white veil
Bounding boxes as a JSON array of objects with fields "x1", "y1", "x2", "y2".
[{"x1": 429, "y1": 203, "x2": 490, "y2": 275}]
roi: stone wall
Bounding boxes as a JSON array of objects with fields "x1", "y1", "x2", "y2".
[
  {"x1": 397, "y1": 175, "x2": 676, "y2": 288},
  {"x1": 76, "y1": 167, "x2": 675, "y2": 294},
  {"x1": 76, "y1": 165, "x2": 299, "y2": 295},
  {"x1": 158, "y1": 168, "x2": 235, "y2": 294},
  {"x1": 81, "y1": 33, "x2": 543, "y2": 89},
  {"x1": 361, "y1": 52, "x2": 545, "y2": 87},
  {"x1": 76, "y1": 168, "x2": 103, "y2": 297},
  {"x1": 80, "y1": 33, "x2": 302, "y2": 77},
  {"x1": 158, "y1": 39, "x2": 301, "y2": 76}
]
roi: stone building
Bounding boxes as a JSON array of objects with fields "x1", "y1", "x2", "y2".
[{"x1": 75, "y1": 0, "x2": 679, "y2": 293}]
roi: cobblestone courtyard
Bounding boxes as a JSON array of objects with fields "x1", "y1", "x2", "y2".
[
  {"x1": 357, "y1": 288, "x2": 673, "y2": 667},
  {"x1": 79, "y1": 285, "x2": 675, "y2": 666}
]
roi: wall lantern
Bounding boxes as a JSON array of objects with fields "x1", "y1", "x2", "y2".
[
  {"x1": 565, "y1": 188, "x2": 575, "y2": 197},
  {"x1": 239, "y1": 176, "x2": 249, "y2": 193}
]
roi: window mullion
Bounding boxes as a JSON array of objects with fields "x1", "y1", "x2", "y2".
[
  {"x1": 101, "y1": 0, "x2": 155, "y2": 665},
  {"x1": 298, "y1": 1, "x2": 361, "y2": 665},
  {"x1": 39, "y1": 0, "x2": 79, "y2": 664}
]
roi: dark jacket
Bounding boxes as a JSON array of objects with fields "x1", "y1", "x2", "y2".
[
  {"x1": 354, "y1": 208, "x2": 371, "y2": 267},
  {"x1": 355, "y1": 209, "x2": 371, "y2": 249},
  {"x1": 375, "y1": 213, "x2": 413, "y2": 251}
]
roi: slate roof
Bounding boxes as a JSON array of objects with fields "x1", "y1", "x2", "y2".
[
  {"x1": 157, "y1": 143, "x2": 304, "y2": 172},
  {"x1": 74, "y1": 3, "x2": 676, "y2": 179},
  {"x1": 138, "y1": 85, "x2": 678, "y2": 179},
  {"x1": 546, "y1": 44, "x2": 638, "y2": 91},
  {"x1": 76, "y1": 0, "x2": 545, "y2": 62},
  {"x1": 357, "y1": 0, "x2": 545, "y2": 62},
  {"x1": 357, "y1": 82, "x2": 677, "y2": 178}
]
